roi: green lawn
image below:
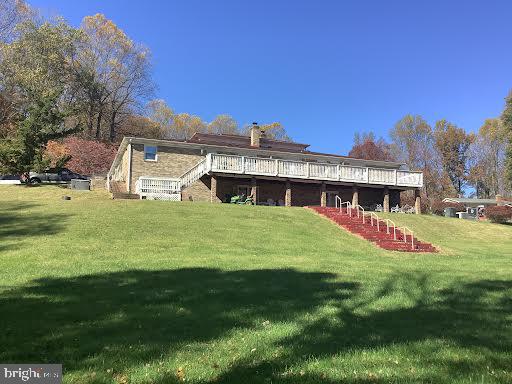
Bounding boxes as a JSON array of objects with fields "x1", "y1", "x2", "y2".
[{"x1": 1, "y1": 185, "x2": 512, "y2": 384}]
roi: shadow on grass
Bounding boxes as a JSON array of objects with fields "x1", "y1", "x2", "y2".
[
  {"x1": 0, "y1": 202, "x2": 69, "y2": 246},
  {"x1": 0, "y1": 269, "x2": 510, "y2": 383}
]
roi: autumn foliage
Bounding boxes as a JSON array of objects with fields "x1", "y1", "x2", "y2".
[
  {"x1": 485, "y1": 206, "x2": 512, "y2": 223},
  {"x1": 348, "y1": 133, "x2": 394, "y2": 161},
  {"x1": 45, "y1": 138, "x2": 117, "y2": 175}
]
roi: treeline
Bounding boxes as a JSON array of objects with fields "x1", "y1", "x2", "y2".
[
  {"x1": 0, "y1": 0, "x2": 288, "y2": 175},
  {"x1": 349, "y1": 108, "x2": 512, "y2": 200}
]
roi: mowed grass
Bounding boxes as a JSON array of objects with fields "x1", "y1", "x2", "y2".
[{"x1": 1, "y1": 185, "x2": 511, "y2": 384}]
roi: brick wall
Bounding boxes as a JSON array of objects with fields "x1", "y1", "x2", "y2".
[
  {"x1": 130, "y1": 144, "x2": 204, "y2": 192},
  {"x1": 182, "y1": 175, "x2": 216, "y2": 202}
]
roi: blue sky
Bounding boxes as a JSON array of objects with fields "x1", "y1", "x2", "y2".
[{"x1": 30, "y1": 0, "x2": 512, "y2": 155}]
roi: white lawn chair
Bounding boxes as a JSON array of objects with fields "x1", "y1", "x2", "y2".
[{"x1": 391, "y1": 204, "x2": 400, "y2": 213}]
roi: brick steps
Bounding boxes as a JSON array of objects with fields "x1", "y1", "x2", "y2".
[
  {"x1": 110, "y1": 181, "x2": 140, "y2": 200},
  {"x1": 308, "y1": 206, "x2": 437, "y2": 253}
]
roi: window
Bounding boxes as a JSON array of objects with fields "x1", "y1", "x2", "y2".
[
  {"x1": 144, "y1": 145, "x2": 157, "y2": 161},
  {"x1": 237, "y1": 185, "x2": 251, "y2": 197}
]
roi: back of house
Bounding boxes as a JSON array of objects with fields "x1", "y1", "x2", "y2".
[{"x1": 107, "y1": 124, "x2": 424, "y2": 210}]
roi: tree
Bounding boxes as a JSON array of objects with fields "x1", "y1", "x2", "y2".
[
  {"x1": 390, "y1": 115, "x2": 446, "y2": 198},
  {"x1": 208, "y1": 114, "x2": 239, "y2": 135},
  {"x1": 77, "y1": 14, "x2": 154, "y2": 141},
  {"x1": 348, "y1": 132, "x2": 394, "y2": 161},
  {"x1": 0, "y1": 21, "x2": 81, "y2": 102},
  {"x1": 434, "y1": 119, "x2": 474, "y2": 196},
  {"x1": 0, "y1": 0, "x2": 34, "y2": 43},
  {"x1": 468, "y1": 118, "x2": 507, "y2": 197},
  {"x1": 171, "y1": 113, "x2": 206, "y2": 140},
  {"x1": 0, "y1": 92, "x2": 79, "y2": 176},
  {"x1": 242, "y1": 121, "x2": 291, "y2": 141},
  {"x1": 146, "y1": 99, "x2": 174, "y2": 138},
  {"x1": 0, "y1": 21, "x2": 84, "y2": 175},
  {"x1": 502, "y1": 91, "x2": 512, "y2": 189},
  {"x1": 117, "y1": 114, "x2": 162, "y2": 141}
]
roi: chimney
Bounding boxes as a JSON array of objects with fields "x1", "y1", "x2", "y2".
[
  {"x1": 250, "y1": 122, "x2": 261, "y2": 147},
  {"x1": 496, "y1": 194, "x2": 502, "y2": 205}
]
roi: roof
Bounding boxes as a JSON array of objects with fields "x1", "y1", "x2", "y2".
[
  {"x1": 108, "y1": 134, "x2": 409, "y2": 176},
  {"x1": 188, "y1": 132, "x2": 310, "y2": 152},
  {"x1": 442, "y1": 197, "x2": 498, "y2": 205}
]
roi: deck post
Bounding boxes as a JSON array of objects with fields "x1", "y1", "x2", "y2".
[
  {"x1": 285, "y1": 180, "x2": 292, "y2": 207},
  {"x1": 383, "y1": 186, "x2": 390, "y2": 213},
  {"x1": 251, "y1": 177, "x2": 258, "y2": 204},
  {"x1": 352, "y1": 185, "x2": 359, "y2": 207},
  {"x1": 320, "y1": 182, "x2": 326, "y2": 207},
  {"x1": 210, "y1": 175, "x2": 218, "y2": 203},
  {"x1": 414, "y1": 189, "x2": 421, "y2": 214}
]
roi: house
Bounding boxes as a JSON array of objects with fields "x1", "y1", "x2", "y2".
[
  {"x1": 107, "y1": 124, "x2": 424, "y2": 212},
  {"x1": 443, "y1": 196, "x2": 512, "y2": 208}
]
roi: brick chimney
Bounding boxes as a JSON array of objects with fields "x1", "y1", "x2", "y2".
[{"x1": 250, "y1": 122, "x2": 261, "y2": 147}]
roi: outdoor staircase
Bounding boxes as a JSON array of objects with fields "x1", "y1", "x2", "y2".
[
  {"x1": 110, "y1": 181, "x2": 139, "y2": 200},
  {"x1": 310, "y1": 206, "x2": 437, "y2": 253},
  {"x1": 179, "y1": 158, "x2": 207, "y2": 189}
]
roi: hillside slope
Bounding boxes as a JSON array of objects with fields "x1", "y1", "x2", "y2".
[{"x1": 1, "y1": 185, "x2": 511, "y2": 383}]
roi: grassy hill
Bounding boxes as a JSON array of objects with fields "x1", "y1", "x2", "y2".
[{"x1": 1, "y1": 185, "x2": 511, "y2": 383}]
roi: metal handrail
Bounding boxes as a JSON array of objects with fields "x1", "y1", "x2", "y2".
[
  {"x1": 336, "y1": 198, "x2": 352, "y2": 216},
  {"x1": 335, "y1": 195, "x2": 342, "y2": 209},
  {"x1": 368, "y1": 212, "x2": 380, "y2": 232},
  {"x1": 384, "y1": 218, "x2": 397, "y2": 240},
  {"x1": 400, "y1": 226, "x2": 415, "y2": 250},
  {"x1": 353, "y1": 204, "x2": 365, "y2": 223}
]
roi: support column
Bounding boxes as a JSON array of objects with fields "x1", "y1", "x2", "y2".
[
  {"x1": 383, "y1": 187, "x2": 390, "y2": 213},
  {"x1": 210, "y1": 175, "x2": 217, "y2": 203},
  {"x1": 414, "y1": 189, "x2": 421, "y2": 214},
  {"x1": 251, "y1": 177, "x2": 258, "y2": 204},
  {"x1": 320, "y1": 182, "x2": 327, "y2": 207},
  {"x1": 285, "y1": 180, "x2": 292, "y2": 207},
  {"x1": 352, "y1": 185, "x2": 359, "y2": 207}
]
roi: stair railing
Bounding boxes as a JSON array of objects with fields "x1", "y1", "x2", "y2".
[
  {"x1": 180, "y1": 158, "x2": 207, "y2": 189},
  {"x1": 384, "y1": 219, "x2": 397, "y2": 240},
  {"x1": 368, "y1": 212, "x2": 380, "y2": 232},
  {"x1": 336, "y1": 197, "x2": 352, "y2": 216},
  {"x1": 400, "y1": 226, "x2": 415, "y2": 250},
  {"x1": 335, "y1": 195, "x2": 342, "y2": 210},
  {"x1": 353, "y1": 204, "x2": 365, "y2": 224}
]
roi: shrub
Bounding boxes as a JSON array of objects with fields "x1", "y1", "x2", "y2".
[
  {"x1": 485, "y1": 206, "x2": 512, "y2": 223},
  {"x1": 45, "y1": 138, "x2": 117, "y2": 176},
  {"x1": 430, "y1": 200, "x2": 465, "y2": 216}
]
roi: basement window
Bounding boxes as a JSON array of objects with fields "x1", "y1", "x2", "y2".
[{"x1": 144, "y1": 145, "x2": 158, "y2": 161}]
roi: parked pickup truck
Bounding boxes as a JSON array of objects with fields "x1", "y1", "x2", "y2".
[{"x1": 28, "y1": 168, "x2": 88, "y2": 184}]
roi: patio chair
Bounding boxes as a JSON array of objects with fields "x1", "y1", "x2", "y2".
[
  {"x1": 375, "y1": 204, "x2": 383, "y2": 212},
  {"x1": 390, "y1": 204, "x2": 400, "y2": 213}
]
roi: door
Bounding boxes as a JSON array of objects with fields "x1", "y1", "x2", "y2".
[{"x1": 326, "y1": 191, "x2": 339, "y2": 207}]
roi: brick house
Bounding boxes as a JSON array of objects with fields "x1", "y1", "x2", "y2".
[{"x1": 107, "y1": 124, "x2": 423, "y2": 212}]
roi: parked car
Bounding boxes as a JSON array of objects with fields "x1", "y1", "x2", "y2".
[
  {"x1": 0, "y1": 174, "x2": 20, "y2": 180},
  {"x1": 28, "y1": 168, "x2": 88, "y2": 184},
  {"x1": 0, "y1": 174, "x2": 21, "y2": 184}
]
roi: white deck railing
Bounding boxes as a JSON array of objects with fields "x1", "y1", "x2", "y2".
[
  {"x1": 180, "y1": 158, "x2": 207, "y2": 189},
  {"x1": 208, "y1": 153, "x2": 423, "y2": 188},
  {"x1": 136, "y1": 177, "x2": 181, "y2": 194}
]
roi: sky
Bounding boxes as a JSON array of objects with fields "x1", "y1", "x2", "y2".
[{"x1": 29, "y1": 0, "x2": 512, "y2": 155}]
